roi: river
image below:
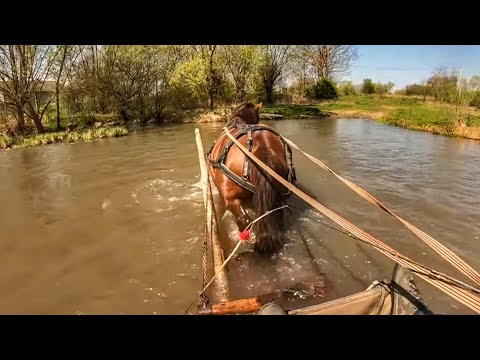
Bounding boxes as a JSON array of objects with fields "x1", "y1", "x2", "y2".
[{"x1": 0, "y1": 118, "x2": 479, "y2": 314}]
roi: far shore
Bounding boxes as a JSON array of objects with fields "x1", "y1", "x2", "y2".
[
  {"x1": 259, "y1": 95, "x2": 480, "y2": 141},
  {"x1": 2, "y1": 95, "x2": 480, "y2": 150}
]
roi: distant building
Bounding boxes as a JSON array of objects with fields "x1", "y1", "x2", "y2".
[{"x1": 35, "y1": 81, "x2": 56, "y2": 106}]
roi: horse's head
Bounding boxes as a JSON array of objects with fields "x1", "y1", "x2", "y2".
[{"x1": 229, "y1": 102, "x2": 262, "y2": 125}]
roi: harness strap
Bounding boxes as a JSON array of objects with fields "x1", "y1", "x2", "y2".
[
  {"x1": 284, "y1": 142, "x2": 296, "y2": 196},
  {"x1": 213, "y1": 162, "x2": 256, "y2": 194},
  {"x1": 207, "y1": 123, "x2": 295, "y2": 195},
  {"x1": 242, "y1": 130, "x2": 253, "y2": 181}
]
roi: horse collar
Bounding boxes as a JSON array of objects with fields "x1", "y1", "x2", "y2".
[{"x1": 207, "y1": 124, "x2": 296, "y2": 195}]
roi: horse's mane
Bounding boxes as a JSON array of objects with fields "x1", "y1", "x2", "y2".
[
  {"x1": 226, "y1": 116, "x2": 247, "y2": 128},
  {"x1": 225, "y1": 102, "x2": 260, "y2": 128}
]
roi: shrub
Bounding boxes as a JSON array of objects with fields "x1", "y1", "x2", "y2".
[{"x1": 307, "y1": 79, "x2": 338, "y2": 100}]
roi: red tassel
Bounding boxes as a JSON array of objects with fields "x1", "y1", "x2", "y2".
[{"x1": 239, "y1": 229, "x2": 251, "y2": 241}]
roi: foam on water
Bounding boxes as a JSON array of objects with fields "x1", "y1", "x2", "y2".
[{"x1": 129, "y1": 177, "x2": 203, "y2": 212}]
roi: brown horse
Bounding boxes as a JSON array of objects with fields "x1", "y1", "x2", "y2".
[{"x1": 207, "y1": 102, "x2": 296, "y2": 254}]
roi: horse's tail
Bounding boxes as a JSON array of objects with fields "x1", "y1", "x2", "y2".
[{"x1": 250, "y1": 145, "x2": 288, "y2": 254}]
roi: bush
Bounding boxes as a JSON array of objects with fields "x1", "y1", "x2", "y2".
[
  {"x1": 362, "y1": 78, "x2": 375, "y2": 94},
  {"x1": 338, "y1": 81, "x2": 356, "y2": 96},
  {"x1": 307, "y1": 79, "x2": 338, "y2": 100},
  {"x1": 469, "y1": 91, "x2": 480, "y2": 109}
]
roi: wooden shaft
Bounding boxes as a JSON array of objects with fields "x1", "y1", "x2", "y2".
[
  {"x1": 198, "y1": 280, "x2": 328, "y2": 315},
  {"x1": 208, "y1": 181, "x2": 229, "y2": 302},
  {"x1": 199, "y1": 297, "x2": 263, "y2": 315},
  {"x1": 195, "y1": 128, "x2": 229, "y2": 302}
]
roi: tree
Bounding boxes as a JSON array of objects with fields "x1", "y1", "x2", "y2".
[
  {"x1": 221, "y1": 45, "x2": 260, "y2": 103},
  {"x1": 374, "y1": 82, "x2": 394, "y2": 97},
  {"x1": 307, "y1": 79, "x2": 338, "y2": 100},
  {"x1": 385, "y1": 82, "x2": 395, "y2": 94},
  {"x1": 300, "y1": 45, "x2": 358, "y2": 81},
  {"x1": 469, "y1": 75, "x2": 480, "y2": 91},
  {"x1": 51, "y1": 45, "x2": 84, "y2": 130},
  {"x1": 258, "y1": 45, "x2": 294, "y2": 103},
  {"x1": 0, "y1": 45, "x2": 59, "y2": 134},
  {"x1": 427, "y1": 66, "x2": 458, "y2": 104},
  {"x1": 142, "y1": 45, "x2": 183, "y2": 123},
  {"x1": 287, "y1": 48, "x2": 315, "y2": 100},
  {"x1": 405, "y1": 82, "x2": 432, "y2": 100},
  {"x1": 98, "y1": 45, "x2": 153, "y2": 121},
  {"x1": 338, "y1": 80, "x2": 356, "y2": 95},
  {"x1": 190, "y1": 45, "x2": 224, "y2": 110},
  {"x1": 170, "y1": 49, "x2": 217, "y2": 110},
  {"x1": 362, "y1": 78, "x2": 375, "y2": 94}
]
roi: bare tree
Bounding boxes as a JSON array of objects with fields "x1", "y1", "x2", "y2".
[
  {"x1": 427, "y1": 66, "x2": 458, "y2": 104},
  {"x1": 99, "y1": 45, "x2": 152, "y2": 121},
  {"x1": 52, "y1": 45, "x2": 84, "y2": 130},
  {"x1": 143, "y1": 46, "x2": 183, "y2": 123},
  {"x1": 300, "y1": 45, "x2": 358, "y2": 81},
  {"x1": 0, "y1": 46, "x2": 29, "y2": 133},
  {"x1": 0, "y1": 45, "x2": 60, "y2": 134},
  {"x1": 469, "y1": 75, "x2": 480, "y2": 91},
  {"x1": 287, "y1": 47, "x2": 316, "y2": 99},
  {"x1": 259, "y1": 45, "x2": 294, "y2": 103},
  {"x1": 65, "y1": 46, "x2": 106, "y2": 118}
]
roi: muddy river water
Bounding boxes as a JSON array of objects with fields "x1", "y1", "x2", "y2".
[{"x1": 0, "y1": 118, "x2": 479, "y2": 314}]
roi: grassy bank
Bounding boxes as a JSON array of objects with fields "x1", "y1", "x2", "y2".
[
  {"x1": 0, "y1": 127, "x2": 129, "y2": 150},
  {"x1": 0, "y1": 107, "x2": 225, "y2": 150},
  {"x1": 3, "y1": 95, "x2": 480, "y2": 150},
  {"x1": 260, "y1": 104, "x2": 330, "y2": 118},
  {"x1": 261, "y1": 95, "x2": 480, "y2": 141}
]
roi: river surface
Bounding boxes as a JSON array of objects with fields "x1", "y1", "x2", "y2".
[{"x1": 0, "y1": 118, "x2": 479, "y2": 314}]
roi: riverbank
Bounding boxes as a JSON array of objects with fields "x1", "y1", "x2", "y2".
[
  {"x1": 262, "y1": 95, "x2": 480, "y2": 141},
  {"x1": 0, "y1": 126, "x2": 129, "y2": 150},
  {"x1": 3, "y1": 95, "x2": 480, "y2": 150},
  {"x1": 0, "y1": 108, "x2": 227, "y2": 150}
]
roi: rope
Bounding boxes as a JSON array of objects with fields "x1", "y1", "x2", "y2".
[
  {"x1": 184, "y1": 205, "x2": 287, "y2": 315},
  {"x1": 280, "y1": 134, "x2": 480, "y2": 287},
  {"x1": 244, "y1": 205, "x2": 289, "y2": 232},
  {"x1": 223, "y1": 126, "x2": 480, "y2": 314},
  {"x1": 199, "y1": 219, "x2": 209, "y2": 307},
  {"x1": 196, "y1": 241, "x2": 242, "y2": 303},
  {"x1": 320, "y1": 219, "x2": 480, "y2": 295}
]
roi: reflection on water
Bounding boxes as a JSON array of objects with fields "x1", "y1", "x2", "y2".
[{"x1": 0, "y1": 119, "x2": 479, "y2": 314}]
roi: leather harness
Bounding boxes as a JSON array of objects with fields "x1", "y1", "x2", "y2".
[{"x1": 206, "y1": 122, "x2": 296, "y2": 195}]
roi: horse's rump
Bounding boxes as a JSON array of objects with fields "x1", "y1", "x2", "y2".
[{"x1": 207, "y1": 123, "x2": 296, "y2": 195}]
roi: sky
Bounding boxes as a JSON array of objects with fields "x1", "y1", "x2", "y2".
[{"x1": 345, "y1": 45, "x2": 480, "y2": 90}]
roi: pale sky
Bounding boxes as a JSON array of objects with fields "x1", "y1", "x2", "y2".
[{"x1": 345, "y1": 45, "x2": 480, "y2": 89}]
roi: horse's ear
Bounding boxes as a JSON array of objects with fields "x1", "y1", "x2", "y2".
[{"x1": 255, "y1": 102, "x2": 263, "y2": 110}]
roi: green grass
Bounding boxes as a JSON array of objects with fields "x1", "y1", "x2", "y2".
[
  {"x1": 321, "y1": 94, "x2": 421, "y2": 112},
  {"x1": 259, "y1": 94, "x2": 480, "y2": 140},
  {"x1": 260, "y1": 96, "x2": 423, "y2": 118},
  {"x1": 383, "y1": 106, "x2": 452, "y2": 126},
  {"x1": 321, "y1": 94, "x2": 480, "y2": 140},
  {"x1": 466, "y1": 113, "x2": 480, "y2": 127},
  {"x1": 43, "y1": 113, "x2": 123, "y2": 132},
  {"x1": 0, "y1": 126, "x2": 129, "y2": 150}
]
